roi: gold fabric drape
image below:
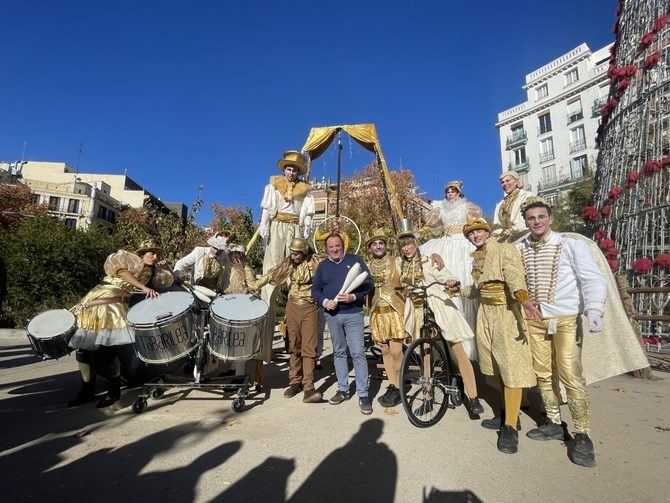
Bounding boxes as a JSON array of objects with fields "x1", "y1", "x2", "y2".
[{"x1": 301, "y1": 123, "x2": 404, "y2": 219}]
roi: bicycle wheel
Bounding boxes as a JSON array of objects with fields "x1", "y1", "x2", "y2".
[{"x1": 400, "y1": 336, "x2": 452, "y2": 428}]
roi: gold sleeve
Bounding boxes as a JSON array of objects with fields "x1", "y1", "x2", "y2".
[
  {"x1": 104, "y1": 250, "x2": 143, "y2": 278},
  {"x1": 513, "y1": 289, "x2": 529, "y2": 303},
  {"x1": 501, "y1": 244, "x2": 528, "y2": 297},
  {"x1": 244, "y1": 266, "x2": 259, "y2": 290},
  {"x1": 460, "y1": 285, "x2": 479, "y2": 299},
  {"x1": 467, "y1": 202, "x2": 483, "y2": 219}
]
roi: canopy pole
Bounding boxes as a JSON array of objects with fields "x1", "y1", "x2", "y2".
[{"x1": 335, "y1": 129, "x2": 342, "y2": 217}]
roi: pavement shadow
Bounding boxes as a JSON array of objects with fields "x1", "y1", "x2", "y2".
[
  {"x1": 213, "y1": 456, "x2": 296, "y2": 502},
  {"x1": 0, "y1": 420, "x2": 240, "y2": 500},
  {"x1": 289, "y1": 418, "x2": 397, "y2": 502}
]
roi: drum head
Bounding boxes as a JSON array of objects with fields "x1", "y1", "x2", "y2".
[
  {"x1": 28, "y1": 309, "x2": 76, "y2": 339},
  {"x1": 210, "y1": 294, "x2": 268, "y2": 321},
  {"x1": 127, "y1": 291, "x2": 194, "y2": 326}
]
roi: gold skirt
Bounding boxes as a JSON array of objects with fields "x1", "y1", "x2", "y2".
[
  {"x1": 370, "y1": 306, "x2": 406, "y2": 344},
  {"x1": 69, "y1": 284, "x2": 133, "y2": 350}
]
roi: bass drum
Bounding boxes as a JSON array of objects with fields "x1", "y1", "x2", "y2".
[
  {"x1": 126, "y1": 291, "x2": 199, "y2": 365},
  {"x1": 208, "y1": 294, "x2": 268, "y2": 361},
  {"x1": 26, "y1": 309, "x2": 76, "y2": 360}
]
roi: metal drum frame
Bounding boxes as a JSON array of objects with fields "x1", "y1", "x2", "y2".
[{"x1": 131, "y1": 295, "x2": 265, "y2": 414}]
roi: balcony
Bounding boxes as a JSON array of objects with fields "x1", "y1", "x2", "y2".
[
  {"x1": 505, "y1": 130, "x2": 527, "y2": 150},
  {"x1": 508, "y1": 160, "x2": 530, "y2": 173},
  {"x1": 569, "y1": 139, "x2": 587, "y2": 153},
  {"x1": 592, "y1": 97, "x2": 606, "y2": 117},
  {"x1": 539, "y1": 151, "x2": 555, "y2": 163},
  {"x1": 567, "y1": 111, "x2": 584, "y2": 124},
  {"x1": 537, "y1": 172, "x2": 586, "y2": 193}
]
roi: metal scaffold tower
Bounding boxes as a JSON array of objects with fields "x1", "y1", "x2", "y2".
[{"x1": 590, "y1": 0, "x2": 670, "y2": 355}]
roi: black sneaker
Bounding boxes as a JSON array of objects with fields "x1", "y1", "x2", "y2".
[
  {"x1": 570, "y1": 433, "x2": 597, "y2": 467},
  {"x1": 498, "y1": 425, "x2": 519, "y2": 454},
  {"x1": 329, "y1": 390, "x2": 350, "y2": 405},
  {"x1": 526, "y1": 421, "x2": 564, "y2": 441},
  {"x1": 283, "y1": 384, "x2": 302, "y2": 398},
  {"x1": 359, "y1": 397, "x2": 373, "y2": 415},
  {"x1": 468, "y1": 397, "x2": 485, "y2": 415},
  {"x1": 377, "y1": 385, "x2": 399, "y2": 407}
]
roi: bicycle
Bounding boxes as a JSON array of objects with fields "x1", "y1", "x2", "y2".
[{"x1": 397, "y1": 281, "x2": 464, "y2": 428}]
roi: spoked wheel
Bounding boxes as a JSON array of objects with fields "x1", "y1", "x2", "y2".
[{"x1": 400, "y1": 337, "x2": 452, "y2": 428}]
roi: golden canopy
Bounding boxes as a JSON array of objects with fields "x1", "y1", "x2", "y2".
[{"x1": 301, "y1": 123, "x2": 404, "y2": 220}]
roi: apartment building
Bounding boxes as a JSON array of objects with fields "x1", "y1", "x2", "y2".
[{"x1": 495, "y1": 43, "x2": 612, "y2": 204}]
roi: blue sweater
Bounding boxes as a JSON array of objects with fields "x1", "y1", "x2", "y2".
[{"x1": 312, "y1": 253, "x2": 373, "y2": 315}]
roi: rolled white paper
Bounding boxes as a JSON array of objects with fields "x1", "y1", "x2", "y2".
[
  {"x1": 344, "y1": 272, "x2": 368, "y2": 295},
  {"x1": 337, "y1": 262, "x2": 361, "y2": 297},
  {"x1": 192, "y1": 284, "x2": 217, "y2": 298}
]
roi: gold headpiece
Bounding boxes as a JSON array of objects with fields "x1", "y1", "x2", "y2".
[
  {"x1": 445, "y1": 180, "x2": 463, "y2": 192},
  {"x1": 519, "y1": 195, "x2": 550, "y2": 216},
  {"x1": 462, "y1": 218, "x2": 491, "y2": 237},
  {"x1": 278, "y1": 150, "x2": 308, "y2": 175},
  {"x1": 365, "y1": 228, "x2": 389, "y2": 248}
]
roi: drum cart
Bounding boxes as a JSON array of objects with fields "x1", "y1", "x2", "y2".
[{"x1": 131, "y1": 293, "x2": 265, "y2": 414}]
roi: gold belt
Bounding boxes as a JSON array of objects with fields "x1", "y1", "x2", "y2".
[
  {"x1": 274, "y1": 213, "x2": 300, "y2": 223},
  {"x1": 480, "y1": 282, "x2": 514, "y2": 306},
  {"x1": 373, "y1": 305, "x2": 397, "y2": 314},
  {"x1": 288, "y1": 296, "x2": 314, "y2": 305}
]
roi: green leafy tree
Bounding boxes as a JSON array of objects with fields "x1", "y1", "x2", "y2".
[
  {"x1": 551, "y1": 175, "x2": 594, "y2": 235},
  {"x1": 0, "y1": 216, "x2": 118, "y2": 327}
]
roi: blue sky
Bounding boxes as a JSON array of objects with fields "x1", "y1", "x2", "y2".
[{"x1": 1, "y1": 0, "x2": 615, "y2": 223}]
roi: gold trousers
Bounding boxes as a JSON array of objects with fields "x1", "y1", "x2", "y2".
[{"x1": 527, "y1": 316, "x2": 591, "y2": 434}]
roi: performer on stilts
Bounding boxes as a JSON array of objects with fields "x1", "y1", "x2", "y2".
[
  {"x1": 459, "y1": 218, "x2": 539, "y2": 454},
  {"x1": 68, "y1": 242, "x2": 173, "y2": 407},
  {"x1": 258, "y1": 150, "x2": 315, "y2": 382},
  {"x1": 420, "y1": 181, "x2": 482, "y2": 359},
  {"x1": 492, "y1": 171, "x2": 535, "y2": 243}
]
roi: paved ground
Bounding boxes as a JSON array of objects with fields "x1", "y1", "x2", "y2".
[{"x1": 1, "y1": 334, "x2": 669, "y2": 502}]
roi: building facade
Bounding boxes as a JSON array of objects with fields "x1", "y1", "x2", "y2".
[
  {"x1": 0, "y1": 161, "x2": 186, "y2": 229},
  {"x1": 496, "y1": 43, "x2": 612, "y2": 204}
]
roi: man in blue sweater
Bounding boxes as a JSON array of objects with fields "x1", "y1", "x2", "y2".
[{"x1": 312, "y1": 234, "x2": 374, "y2": 414}]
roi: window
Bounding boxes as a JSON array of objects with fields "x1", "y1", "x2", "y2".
[
  {"x1": 108, "y1": 210, "x2": 116, "y2": 224},
  {"x1": 536, "y1": 84, "x2": 549, "y2": 100},
  {"x1": 520, "y1": 172, "x2": 530, "y2": 189},
  {"x1": 48, "y1": 196, "x2": 60, "y2": 211},
  {"x1": 570, "y1": 155, "x2": 588, "y2": 179},
  {"x1": 565, "y1": 68, "x2": 579, "y2": 86},
  {"x1": 64, "y1": 218, "x2": 76, "y2": 229},
  {"x1": 513, "y1": 147, "x2": 527, "y2": 166},
  {"x1": 546, "y1": 194, "x2": 557, "y2": 206},
  {"x1": 97, "y1": 206, "x2": 108, "y2": 220},
  {"x1": 570, "y1": 126, "x2": 586, "y2": 152},
  {"x1": 567, "y1": 98, "x2": 583, "y2": 124},
  {"x1": 539, "y1": 137, "x2": 554, "y2": 162},
  {"x1": 538, "y1": 113, "x2": 552, "y2": 134},
  {"x1": 511, "y1": 124, "x2": 525, "y2": 140},
  {"x1": 542, "y1": 164, "x2": 557, "y2": 183},
  {"x1": 32, "y1": 193, "x2": 41, "y2": 205},
  {"x1": 67, "y1": 199, "x2": 80, "y2": 214}
]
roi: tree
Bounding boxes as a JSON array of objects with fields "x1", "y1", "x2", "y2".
[
  {"x1": 551, "y1": 174, "x2": 594, "y2": 235},
  {"x1": 328, "y1": 163, "x2": 423, "y2": 257},
  {"x1": 0, "y1": 182, "x2": 46, "y2": 227},
  {"x1": 114, "y1": 192, "x2": 208, "y2": 264},
  {"x1": 208, "y1": 204, "x2": 262, "y2": 271},
  {"x1": 0, "y1": 215, "x2": 118, "y2": 327}
]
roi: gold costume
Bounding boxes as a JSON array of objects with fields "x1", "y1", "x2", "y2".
[
  {"x1": 520, "y1": 235, "x2": 591, "y2": 434},
  {"x1": 492, "y1": 188, "x2": 534, "y2": 243},
  {"x1": 222, "y1": 264, "x2": 258, "y2": 294},
  {"x1": 69, "y1": 250, "x2": 174, "y2": 349},
  {"x1": 368, "y1": 255, "x2": 406, "y2": 344},
  {"x1": 461, "y1": 241, "x2": 536, "y2": 388}
]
